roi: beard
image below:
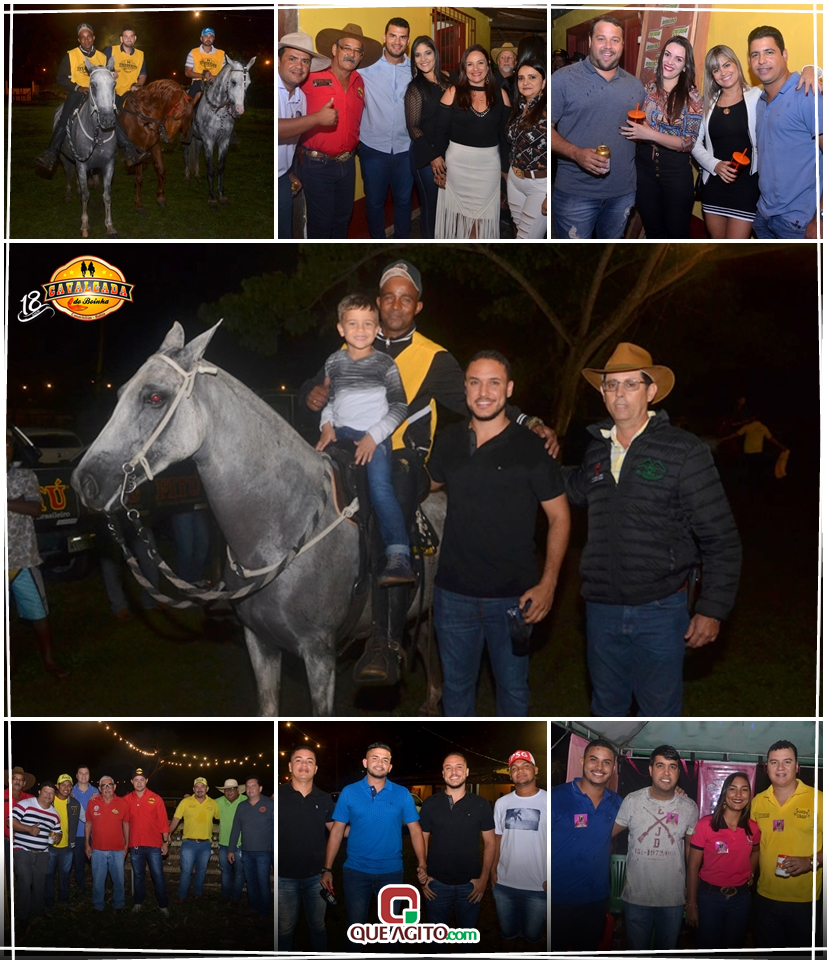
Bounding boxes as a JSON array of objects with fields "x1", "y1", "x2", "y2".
[{"x1": 470, "y1": 399, "x2": 507, "y2": 422}]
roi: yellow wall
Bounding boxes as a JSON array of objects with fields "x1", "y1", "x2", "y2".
[{"x1": 297, "y1": 7, "x2": 490, "y2": 201}]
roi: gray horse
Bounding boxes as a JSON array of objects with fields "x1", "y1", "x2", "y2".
[
  {"x1": 71, "y1": 322, "x2": 445, "y2": 717},
  {"x1": 56, "y1": 57, "x2": 119, "y2": 238},
  {"x1": 183, "y1": 56, "x2": 256, "y2": 208}
]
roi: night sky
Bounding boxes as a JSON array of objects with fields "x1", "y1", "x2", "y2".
[
  {"x1": 8, "y1": 720, "x2": 275, "y2": 796},
  {"x1": 8, "y1": 6, "x2": 274, "y2": 90},
  {"x1": 276, "y1": 720, "x2": 547, "y2": 794}
]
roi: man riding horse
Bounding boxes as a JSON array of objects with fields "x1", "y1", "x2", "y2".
[
  {"x1": 185, "y1": 26, "x2": 225, "y2": 101},
  {"x1": 102, "y1": 25, "x2": 147, "y2": 108},
  {"x1": 34, "y1": 22, "x2": 149, "y2": 178},
  {"x1": 300, "y1": 260, "x2": 559, "y2": 686}
]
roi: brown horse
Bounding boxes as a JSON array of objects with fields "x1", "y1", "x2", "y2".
[{"x1": 119, "y1": 80, "x2": 194, "y2": 213}]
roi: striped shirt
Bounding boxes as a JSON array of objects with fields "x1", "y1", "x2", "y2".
[
  {"x1": 12, "y1": 796, "x2": 61, "y2": 852},
  {"x1": 321, "y1": 349, "x2": 408, "y2": 445}
]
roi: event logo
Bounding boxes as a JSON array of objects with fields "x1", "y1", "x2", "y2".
[
  {"x1": 20, "y1": 257, "x2": 135, "y2": 323},
  {"x1": 347, "y1": 884, "x2": 479, "y2": 945}
]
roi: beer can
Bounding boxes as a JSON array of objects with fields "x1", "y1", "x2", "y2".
[{"x1": 596, "y1": 144, "x2": 611, "y2": 173}]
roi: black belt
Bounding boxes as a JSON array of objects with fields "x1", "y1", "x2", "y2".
[{"x1": 699, "y1": 878, "x2": 750, "y2": 898}]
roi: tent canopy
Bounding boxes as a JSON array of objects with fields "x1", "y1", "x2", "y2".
[{"x1": 555, "y1": 720, "x2": 819, "y2": 764}]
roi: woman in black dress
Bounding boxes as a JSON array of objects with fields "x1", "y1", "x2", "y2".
[
  {"x1": 691, "y1": 46, "x2": 761, "y2": 239},
  {"x1": 404, "y1": 36, "x2": 452, "y2": 239}
]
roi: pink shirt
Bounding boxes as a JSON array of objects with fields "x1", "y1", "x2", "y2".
[{"x1": 691, "y1": 814, "x2": 761, "y2": 886}]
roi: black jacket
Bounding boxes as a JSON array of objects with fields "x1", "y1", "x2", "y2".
[{"x1": 565, "y1": 410, "x2": 741, "y2": 620}]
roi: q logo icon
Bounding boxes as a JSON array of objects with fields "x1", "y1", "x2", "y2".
[{"x1": 377, "y1": 884, "x2": 420, "y2": 925}]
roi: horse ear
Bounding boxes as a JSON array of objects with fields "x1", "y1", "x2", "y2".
[
  {"x1": 84, "y1": 56, "x2": 95, "y2": 73},
  {"x1": 178, "y1": 320, "x2": 223, "y2": 368},
  {"x1": 157, "y1": 322, "x2": 186, "y2": 354},
  {"x1": 107, "y1": 56, "x2": 115, "y2": 71},
  {"x1": 246, "y1": 57, "x2": 256, "y2": 70}
]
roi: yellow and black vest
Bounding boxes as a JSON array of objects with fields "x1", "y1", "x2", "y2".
[
  {"x1": 189, "y1": 46, "x2": 225, "y2": 78},
  {"x1": 390, "y1": 332, "x2": 445, "y2": 454},
  {"x1": 111, "y1": 46, "x2": 145, "y2": 97},
  {"x1": 67, "y1": 47, "x2": 107, "y2": 88}
]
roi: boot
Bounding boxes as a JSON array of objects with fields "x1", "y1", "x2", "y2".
[
  {"x1": 123, "y1": 141, "x2": 151, "y2": 166},
  {"x1": 34, "y1": 150, "x2": 59, "y2": 179},
  {"x1": 378, "y1": 553, "x2": 416, "y2": 587},
  {"x1": 353, "y1": 633, "x2": 401, "y2": 686}
]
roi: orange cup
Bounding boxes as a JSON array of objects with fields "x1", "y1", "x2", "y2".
[
  {"x1": 628, "y1": 109, "x2": 646, "y2": 125},
  {"x1": 730, "y1": 151, "x2": 750, "y2": 173}
]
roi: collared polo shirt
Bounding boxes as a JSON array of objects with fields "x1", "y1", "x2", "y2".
[
  {"x1": 756, "y1": 72, "x2": 822, "y2": 223},
  {"x1": 600, "y1": 410, "x2": 656, "y2": 483},
  {"x1": 173, "y1": 795, "x2": 220, "y2": 840},
  {"x1": 551, "y1": 59, "x2": 645, "y2": 198},
  {"x1": 301, "y1": 68, "x2": 364, "y2": 155},
  {"x1": 216, "y1": 793, "x2": 245, "y2": 848},
  {"x1": 12, "y1": 798, "x2": 60, "y2": 853},
  {"x1": 278, "y1": 73, "x2": 305, "y2": 177},
  {"x1": 359, "y1": 53, "x2": 412, "y2": 153},
  {"x1": 551, "y1": 778, "x2": 622, "y2": 904},
  {"x1": 87, "y1": 795, "x2": 130, "y2": 851},
  {"x1": 751, "y1": 779, "x2": 823, "y2": 902},
  {"x1": 125, "y1": 789, "x2": 168, "y2": 847},
  {"x1": 419, "y1": 790, "x2": 494, "y2": 885},
  {"x1": 278, "y1": 782, "x2": 335, "y2": 879},
  {"x1": 332, "y1": 777, "x2": 419, "y2": 874}
]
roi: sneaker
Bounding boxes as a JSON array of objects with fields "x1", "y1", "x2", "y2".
[
  {"x1": 378, "y1": 553, "x2": 416, "y2": 587},
  {"x1": 159, "y1": 907, "x2": 170, "y2": 917},
  {"x1": 131, "y1": 904, "x2": 143, "y2": 913}
]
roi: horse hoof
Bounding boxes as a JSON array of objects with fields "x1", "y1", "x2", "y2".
[
  {"x1": 136, "y1": 207, "x2": 147, "y2": 216},
  {"x1": 208, "y1": 199, "x2": 218, "y2": 209},
  {"x1": 219, "y1": 196, "x2": 229, "y2": 206},
  {"x1": 81, "y1": 231, "x2": 89, "y2": 238},
  {"x1": 109, "y1": 233, "x2": 119, "y2": 239},
  {"x1": 157, "y1": 200, "x2": 166, "y2": 209}
]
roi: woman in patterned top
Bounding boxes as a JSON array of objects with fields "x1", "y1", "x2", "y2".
[
  {"x1": 506, "y1": 59, "x2": 546, "y2": 239},
  {"x1": 619, "y1": 36, "x2": 703, "y2": 239}
]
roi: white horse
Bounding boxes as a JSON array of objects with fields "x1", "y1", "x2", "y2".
[{"x1": 72, "y1": 322, "x2": 445, "y2": 716}]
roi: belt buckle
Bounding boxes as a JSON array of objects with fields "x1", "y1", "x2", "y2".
[
  {"x1": 513, "y1": 166, "x2": 525, "y2": 179},
  {"x1": 334, "y1": 151, "x2": 350, "y2": 162},
  {"x1": 720, "y1": 886, "x2": 737, "y2": 898}
]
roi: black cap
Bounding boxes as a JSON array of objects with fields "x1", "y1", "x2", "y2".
[{"x1": 379, "y1": 260, "x2": 423, "y2": 298}]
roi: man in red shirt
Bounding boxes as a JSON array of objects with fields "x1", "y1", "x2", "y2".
[
  {"x1": 84, "y1": 775, "x2": 130, "y2": 913},
  {"x1": 124, "y1": 768, "x2": 170, "y2": 915},
  {"x1": 5, "y1": 766, "x2": 34, "y2": 892},
  {"x1": 299, "y1": 23, "x2": 381, "y2": 238}
]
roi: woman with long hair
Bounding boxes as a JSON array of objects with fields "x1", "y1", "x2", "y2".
[
  {"x1": 434, "y1": 44, "x2": 511, "y2": 238},
  {"x1": 685, "y1": 773, "x2": 760, "y2": 948},
  {"x1": 619, "y1": 36, "x2": 703, "y2": 238},
  {"x1": 404, "y1": 36, "x2": 453, "y2": 239},
  {"x1": 506, "y1": 59, "x2": 546, "y2": 239}
]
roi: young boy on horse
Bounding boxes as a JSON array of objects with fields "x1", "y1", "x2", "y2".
[{"x1": 315, "y1": 294, "x2": 417, "y2": 588}]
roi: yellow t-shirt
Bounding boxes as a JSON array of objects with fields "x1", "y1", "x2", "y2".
[
  {"x1": 752, "y1": 779, "x2": 823, "y2": 902},
  {"x1": 173, "y1": 795, "x2": 220, "y2": 840},
  {"x1": 67, "y1": 47, "x2": 107, "y2": 88},
  {"x1": 110, "y1": 46, "x2": 145, "y2": 97},
  {"x1": 53, "y1": 796, "x2": 69, "y2": 848},
  {"x1": 189, "y1": 46, "x2": 225, "y2": 78}
]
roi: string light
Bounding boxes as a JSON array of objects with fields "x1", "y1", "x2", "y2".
[{"x1": 278, "y1": 721, "x2": 323, "y2": 756}]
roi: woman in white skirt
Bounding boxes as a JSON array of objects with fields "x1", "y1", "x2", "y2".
[
  {"x1": 506, "y1": 59, "x2": 547, "y2": 239},
  {"x1": 434, "y1": 45, "x2": 510, "y2": 239}
]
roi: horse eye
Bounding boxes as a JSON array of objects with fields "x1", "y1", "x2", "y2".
[{"x1": 147, "y1": 392, "x2": 165, "y2": 406}]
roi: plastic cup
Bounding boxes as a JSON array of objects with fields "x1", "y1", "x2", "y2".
[
  {"x1": 730, "y1": 151, "x2": 750, "y2": 174},
  {"x1": 628, "y1": 109, "x2": 646, "y2": 125}
]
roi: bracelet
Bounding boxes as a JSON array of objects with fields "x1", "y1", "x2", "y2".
[
  {"x1": 686, "y1": 902, "x2": 697, "y2": 907},
  {"x1": 321, "y1": 867, "x2": 333, "y2": 873},
  {"x1": 524, "y1": 416, "x2": 545, "y2": 429}
]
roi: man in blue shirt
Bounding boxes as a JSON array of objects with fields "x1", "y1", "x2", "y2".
[
  {"x1": 550, "y1": 738, "x2": 622, "y2": 952},
  {"x1": 749, "y1": 25, "x2": 823, "y2": 239},
  {"x1": 321, "y1": 742, "x2": 426, "y2": 936},
  {"x1": 358, "y1": 18, "x2": 414, "y2": 239}
]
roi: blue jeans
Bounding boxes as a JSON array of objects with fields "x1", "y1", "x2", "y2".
[
  {"x1": 171, "y1": 509, "x2": 210, "y2": 584},
  {"x1": 73, "y1": 833, "x2": 91, "y2": 892},
  {"x1": 410, "y1": 149, "x2": 439, "y2": 239},
  {"x1": 343, "y1": 866, "x2": 404, "y2": 927},
  {"x1": 91, "y1": 849, "x2": 125, "y2": 910},
  {"x1": 434, "y1": 587, "x2": 530, "y2": 716},
  {"x1": 552, "y1": 187, "x2": 635, "y2": 239},
  {"x1": 130, "y1": 845, "x2": 168, "y2": 907},
  {"x1": 359, "y1": 142, "x2": 413, "y2": 239},
  {"x1": 753, "y1": 892, "x2": 813, "y2": 948},
  {"x1": 278, "y1": 172, "x2": 293, "y2": 238},
  {"x1": 586, "y1": 588, "x2": 690, "y2": 716},
  {"x1": 178, "y1": 839, "x2": 212, "y2": 898},
  {"x1": 278, "y1": 873, "x2": 327, "y2": 951},
  {"x1": 491, "y1": 883, "x2": 546, "y2": 943},
  {"x1": 624, "y1": 902, "x2": 684, "y2": 950},
  {"x1": 299, "y1": 152, "x2": 356, "y2": 239},
  {"x1": 218, "y1": 844, "x2": 244, "y2": 901},
  {"x1": 242, "y1": 848, "x2": 274, "y2": 917},
  {"x1": 696, "y1": 883, "x2": 751, "y2": 948},
  {"x1": 753, "y1": 211, "x2": 809, "y2": 239},
  {"x1": 45, "y1": 845, "x2": 72, "y2": 907},
  {"x1": 335, "y1": 427, "x2": 410, "y2": 555},
  {"x1": 426, "y1": 878, "x2": 481, "y2": 930}
]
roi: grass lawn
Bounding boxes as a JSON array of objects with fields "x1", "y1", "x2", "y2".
[
  {"x1": 7, "y1": 103, "x2": 274, "y2": 239},
  {"x1": 9, "y1": 461, "x2": 816, "y2": 719}
]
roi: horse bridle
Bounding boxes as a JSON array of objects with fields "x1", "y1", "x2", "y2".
[
  {"x1": 202, "y1": 66, "x2": 250, "y2": 116},
  {"x1": 121, "y1": 91, "x2": 189, "y2": 142},
  {"x1": 69, "y1": 68, "x2": 116, "y2": 162}
]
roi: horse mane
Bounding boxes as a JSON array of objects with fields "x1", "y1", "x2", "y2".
[{"x1": 130, "y1": 79, "x2": 185, "y2": 111}]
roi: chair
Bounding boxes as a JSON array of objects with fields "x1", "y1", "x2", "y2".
[{"x1": 608, "y1": 854, "x2": 626, "y2": 915}]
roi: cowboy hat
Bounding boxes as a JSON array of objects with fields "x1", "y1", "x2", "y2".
[
  {"x1": 278, "y1": 31, "x2": 332, "y2": 73},
  {"x1": 315, "y1": 23, "x2": 383, "y2": 68},
  {"x1": 582, "y1": 343, "x2": 675, "y2": 402},
  {"x1": 5, "y1": 766, "x2": 36, "y2": 790},
  {"x1": 491, "y1": 41, "x2": 518, "y2": 63},
  {"x1": 215, "y1": 778, "x2": 246, "y2": 794}
]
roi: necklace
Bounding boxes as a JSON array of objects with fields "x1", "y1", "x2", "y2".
[
  {"x1": 470, "y1": 85, "x2": 489, "y2": 117},
  {"x1": 718, "y1": 93, "x2": 743, "y2": 115}
]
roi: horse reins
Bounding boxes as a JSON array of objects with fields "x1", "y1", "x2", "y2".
[
  {"x1": 68, "y1": 68, "x2": 115, "y2": 163},
  {"x1": 121, "y1": 91, "x2": 190, "y2": 141}
]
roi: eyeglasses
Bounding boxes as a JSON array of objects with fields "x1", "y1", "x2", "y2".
[
  {"x1": 603, "y1": 378, "x2": 650, "y2": 393},
  {"x1": 338, "y1": 44, "x2": 364, "y2": 57}
]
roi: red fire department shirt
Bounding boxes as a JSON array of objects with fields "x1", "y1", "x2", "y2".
[{"x1": 300, "y1": 68, "x2": 365, "y2": 154}]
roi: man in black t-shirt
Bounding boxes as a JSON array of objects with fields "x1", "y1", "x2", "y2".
[
  {"x1": 418, "y1": 752, "x2": 495, "y2": 937},
  {"x1": 428, "y1": 350, "x2": 570, "y2": 716},
  {"x1": 278, "y1": 746, "x2": 335, "y2": 951}
]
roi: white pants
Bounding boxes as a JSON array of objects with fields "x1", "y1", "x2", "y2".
[{"x1": 507, "y1": 168, "x2": 547, "y2": 239}]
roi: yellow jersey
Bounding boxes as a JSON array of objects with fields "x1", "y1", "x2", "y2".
[
  {"x1": 67, "y1": 47, "x2": 107, "y2": 88},
  {"x1": 110, "y1": 45, "x2": 145, "y2": 97},
  {"x1": 189, "y1": 46, "x2": 225, "y2": 78}
]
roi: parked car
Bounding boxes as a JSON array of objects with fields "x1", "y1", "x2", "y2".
[{"x1": 18, "y1": 427, "x2": 86, "y2": 464}]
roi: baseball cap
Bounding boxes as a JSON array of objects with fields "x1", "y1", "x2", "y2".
[
  {"x1": 56, "y1": 773, "x2": 73, "y2": 785},
  {"x1": 379, "y1": 260, "x2": 423, "y2": 298},
  {"x1": 508, "y1": 750, "x2": 536, "y2": 767}
]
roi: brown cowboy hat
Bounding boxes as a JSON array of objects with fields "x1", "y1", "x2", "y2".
[
  {"x1": 491, "y1": 41, "x2": 519, "y2": 63},
  {"x1": 582, "y1": 342, "x2": 675, "y2": 402},
  {"x1": 5, "y1": 766, "x2": 36, "y2": 790},
  {"x1": 315, "y1": 23, "x2": 383, "y2": 68}
]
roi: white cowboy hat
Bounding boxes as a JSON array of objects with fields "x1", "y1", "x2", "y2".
[
  {"x1": 215, "y1": 778, "x2": 246, "y2": 793},
  {"x1": 278, "y1": 31, "x2": 332, "y2": 73}
]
